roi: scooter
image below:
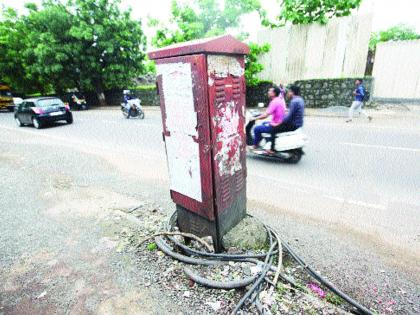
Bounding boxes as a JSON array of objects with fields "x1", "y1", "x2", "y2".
[
  {"x1": 121, "y1": 98, "x2": 145, "y2": 119},
  {"x1": 245, "y1": 109, "x2": 308, "y2": 163},
  {"x1": 75, "y1": 98, "x2": 88, "y2": 110}
]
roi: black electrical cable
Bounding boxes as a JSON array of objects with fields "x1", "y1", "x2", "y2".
[
  {"x1": 166, "y1": 211, "x2": 277, "y2": 260},
  {"x1": 164, "y1": 212, "x2": 278, "y2": 314},
  {"x1": 231, "y1": 234, "x2": 276, "y2": 314},
  {"x1": 158, "y1": 211, "x2": 372, "y2": 315},
  {"x1": 251, "y1": 220, "x2": 373, "y2": 315},
  {"x1": 183, "y1": 267, "x2": 258, "y2": 289},
  {"x1": 231, "y1": 228, "x2": 277, "y2": 313},
  {"x1": 155, "y1": 237, "x2": 223, "y2": 266},
  {"x1": 157, "y1": 215, "x2": 278, "y2": 295},
  {"x1": 168, "y1": 235, "x2": 278, "y2": 260},
  {"x1": 250, "y1": 291, "x2": 264, "y2": 314},
  {"x1": 245, "y1": 258, "x2": 298, "y2": 287},
  {"x1": 280, "y1": 239, "x2": 373, "y2": 315}
]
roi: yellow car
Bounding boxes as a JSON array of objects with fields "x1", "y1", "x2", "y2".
[{"x1": 0, "y1": 83, "x2": 14, "y2": 111}]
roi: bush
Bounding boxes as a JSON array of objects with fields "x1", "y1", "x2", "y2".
[
  {"x1": 246, "y1": 80, "x2": 273, "y2": 107},
  {"x1": 134, "y1": 85, "x2": 156, "y2": 91}
]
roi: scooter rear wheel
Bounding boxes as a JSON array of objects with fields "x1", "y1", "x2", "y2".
[{"x1": 286, "y1": 149, "x2": 303, "y2": 164}]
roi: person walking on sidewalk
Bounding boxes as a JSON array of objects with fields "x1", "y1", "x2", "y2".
[{"x1": 346, "y1": 79, "x2": 372, "y2": 122}]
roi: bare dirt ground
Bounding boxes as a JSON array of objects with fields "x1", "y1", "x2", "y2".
[{"x1": 0, "y1": 143, "x2": 350, "y2": 315}]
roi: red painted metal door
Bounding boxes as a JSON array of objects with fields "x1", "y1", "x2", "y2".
[
  {"x1": 155, "y1": 54, "x2": 215, "y2": 220},
  {"x1": 207, "y1": 55, "x2": 247, "y2": 227}
]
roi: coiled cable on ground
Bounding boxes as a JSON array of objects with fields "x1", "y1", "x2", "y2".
[
  {"x1": 231, "y1": 239, "x2": 276, "y2": 314},
  {"x1": 152, "y1": 211, "x2": 372, "y2": 314},
  {"x1": 281, "y1": 240, "x2": 372, "y2": 315},
  {"x1": 155, "y1": 236, "x2": 222, "y2": 266},
  {"x1": 183, "y1": 267, "x2": 258, "y2": 289}
]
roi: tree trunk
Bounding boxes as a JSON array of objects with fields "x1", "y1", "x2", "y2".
[
  {"x1": 95, "y1": 81, "x2": 107, "y2": 106},
  {"x1": 55, "y1": 86, "x2": 64, "y2": 99}
]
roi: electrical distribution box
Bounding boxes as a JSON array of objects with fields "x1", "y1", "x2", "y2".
[{"x1": 148, "y1": 35, "x2": 249, "y2": 251}]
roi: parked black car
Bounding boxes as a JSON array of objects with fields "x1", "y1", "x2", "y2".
[
  {"x1": 14, "y1": 97, "x2": 73, "y2": 129},
  {"x1": 62, "y1": 92, "x2": 89, "y2": 110}
]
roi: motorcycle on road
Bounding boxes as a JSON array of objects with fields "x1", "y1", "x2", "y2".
[
  {"x1": 245, "y1": 109, "x2": 308, "y2": 163},
  {"x1": 121, "y1": 98, "x2": 145, "y2": 119}
]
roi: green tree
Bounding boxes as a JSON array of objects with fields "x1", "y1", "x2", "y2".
[
  {"x1": 0, "y1": 0, "x2": 147, "y2": 105},
  {"x1": 69, "y1": 0, "x2": 147, "y2": 105},
  {"x1": 0, "y1": 7, "x2": 44, "y2": 94},
  {"x1": 369, "y1": 24, "x2": 420, "y2": 50},
  {"x1": 151, "y1": 0, "x2": 265, "y2": 47},
  {"x1": 23, "y1": 2, "x2": 78, "y2": 95},
  {"x1": 245, "y1": 43, "x2": 270, "y2": 86},
  {"x1": 151, "y1": 0, "x2": 270, "y2": 86},
  {"x1": 274, "y1": 0, "x2": 363, "y2": 26}
]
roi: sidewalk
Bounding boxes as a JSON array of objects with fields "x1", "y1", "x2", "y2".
[
  {"x1": 305, "y1": 104, "x2": 420, "y2": 119},
  {"x1": 91, "y1": 104, "x2": 420, "y2": 119}
]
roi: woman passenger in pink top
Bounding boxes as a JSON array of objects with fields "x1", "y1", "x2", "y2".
[{"x1": 251, "y1": 86, "x2": 286, "y2": 149}]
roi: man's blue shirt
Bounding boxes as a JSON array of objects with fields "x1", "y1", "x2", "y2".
[
  {"x1": 282, "y1": 96, "x2": 304, "y2": 128},
  {"x1": 355, "y1": 85, "x2": 365, "y2": 102}
]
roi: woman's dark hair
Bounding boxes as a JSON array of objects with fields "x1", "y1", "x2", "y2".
[
  {"x1": 357, "y1": 78, "x2": 364, "y2": 83},
  {"x1": 271, "y1": 86, "x2": 281, "y2": 96},
  {"x1": 289, "y1": 85, "x2": 300, "y2": 96}
]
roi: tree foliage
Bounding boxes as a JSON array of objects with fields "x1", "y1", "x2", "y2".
[
  {"x1": 151, "y1": 0, "x2": 265, "y2": 47},
  {"x1": 0, "y1": 0, "x2": 147, "y2": 104},
  {"x1": 273, "y1": 0, "x2": 362, "y2": 26},
  {"x1": 151, "y1": 0, "x2": 270, "y2": 85},
  {"x1": 245, "y1": 43, "x2": 270, "y2": 86},
  {"x1": 369, "y1": 24, "x2": 420, "y2": 50},
  {"x1": 23, "y1": 2, "x2": 78, "y2": 94},
  {"x1": 0, "y1": 7, "x2": 43, "y2": 93}
]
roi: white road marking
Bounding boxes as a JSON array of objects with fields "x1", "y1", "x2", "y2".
[
  {"x1": 322, "y1": 195, "x2": 386, "y2": 210},
  {"x1": 322, "y1": 195, "x2": 345, "y2": 202},
  {"x1": 340, "y1": 142, "x2": 420, "y2": 153},
  {"x1": 251, "y1": 172, "x2": 386, "y2": 210},
  {"x1": 347, "y1": 199, "x2": 386, "y2": 210},
  {"x1": 76, "y1": 118, "x2": 159, "y2": 128},
  {"x1": 250, "y1": 172, "x2": 321, "y2": 193},
  {"x1": 308, "y1": 121, "x2": 419, "y2": 132}
]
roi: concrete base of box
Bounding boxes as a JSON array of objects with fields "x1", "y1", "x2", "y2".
[{"x1": 176, "y1": 190, "x2": 247, "y2": 252}]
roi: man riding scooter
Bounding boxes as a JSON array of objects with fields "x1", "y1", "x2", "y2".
[
  {"x1": 123, "y1": 90, "x2": 136, "y2": 118},
  {"x1": 251, "y1": 86, "x2": 286, "y2": 150},
  {"x1": 266, "y1": 85, "x2": 305, "y2": 154}
]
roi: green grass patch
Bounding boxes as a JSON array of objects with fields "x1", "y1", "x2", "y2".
[
  {"x1": 276, "y1": 283, "x2": 288, "y2": 297},
  {"x1": 326, "y1": 293, "x2": 344, "y2": 306},
  {"x1": 147, "y1": 242, "x2": 157, "y2": 251}
]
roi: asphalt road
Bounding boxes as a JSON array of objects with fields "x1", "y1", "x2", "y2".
[{"x1": 0, "y1": 108, "x2": 419, "y2": 313}]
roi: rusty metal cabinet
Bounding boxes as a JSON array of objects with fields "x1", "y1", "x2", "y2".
[{"x1": 149, "y1": 35, "x2": 249, "y2": 251}]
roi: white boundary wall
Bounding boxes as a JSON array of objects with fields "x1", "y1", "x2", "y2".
[
  {"x1": 372, "y1": 40, "x2": 420, "y2": 100},
  {"x1": 257, "y1": 14, "x2": 372, "y2": 84}
]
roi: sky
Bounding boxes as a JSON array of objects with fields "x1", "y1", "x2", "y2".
[{"x1": 2, "y1": 0, "x2": 420, "y2": 43}]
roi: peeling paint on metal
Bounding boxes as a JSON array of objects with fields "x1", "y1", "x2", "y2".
[
  {"x1": 207, "y1": 55, "x2": 244, "y2": 176},
  {"x1": 207, "y1": 55, "x2": 244, "y2": 78},
  {"x1": 156, "y1": 62, "x2": 202, "y2": 202},
  {"x1": 214, "y1": 101, "x2": 242, "y2": 176}
]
